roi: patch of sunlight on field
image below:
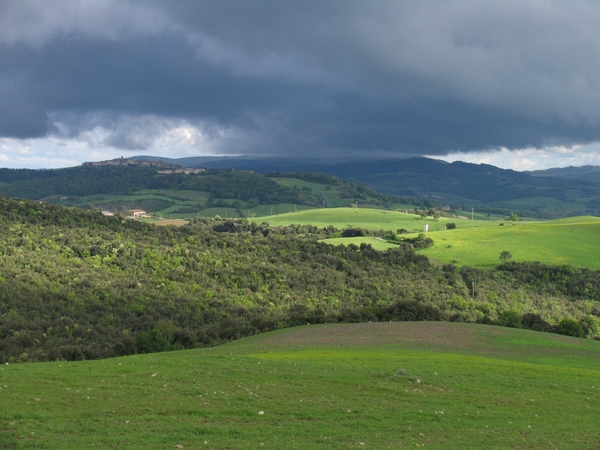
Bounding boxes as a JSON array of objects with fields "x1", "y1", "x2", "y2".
[
  {"x1": 254, "y1": 207, "x2": 500, "y2": 232},
  {"x1": 421, "y1": 216, "x2": 600, "y2": 269},
  {"x1": 323, "y1": 236, "x2": 398, "y2": 251}
]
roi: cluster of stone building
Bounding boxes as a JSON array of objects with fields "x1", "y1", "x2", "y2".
[
  {"x1": 83, "y1": 157, "x2": 178, "y2": 169},
  {"x1": 82, "y1": 157, "x2": 207, "y2": 175}
]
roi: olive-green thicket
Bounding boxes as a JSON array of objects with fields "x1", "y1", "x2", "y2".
[{"x1": 0, "y1": 196, "x2": 599, "y2": 363}]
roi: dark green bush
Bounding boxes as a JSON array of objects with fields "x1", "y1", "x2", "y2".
[
  {"x1": 521, "y1": 313, "x2": 553, "y2": 332},
  {"x1": 497, "y1": 311, "x2": 522, "y2": 328},
  {"x1": 556, "y1": 319, "x2": 584, "y2": 338},
  {"x1": 135, "y1": 330, "x2": 173, "y2": 354},
  {"x1": 413, "y1": 237, "x2": 434, "y2": 249},
  {"x1": 341, "y1": 227, "x2": 367, "y2": 237}
]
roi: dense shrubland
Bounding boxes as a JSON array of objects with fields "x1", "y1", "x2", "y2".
[{"x1": 1, "y1": 196, "x2": 599, "y2": 363}]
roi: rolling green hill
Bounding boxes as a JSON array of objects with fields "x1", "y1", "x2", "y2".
[
  {"x1": 0, "y1": 165, "x2": 422, "y2": 219},
  {"x1": 2, "y1": 322, "x2": 600, "y2": 448},
  {"x1": 135, "y1": 155, "x2": 600, "y2": 218},
  {"x1": 419, "y1": 216, "x2": 600, "y2": 269},
  {"x1": 254, "y1": 207, "x2": 501, "y2": 232},
  {"x1": 257, "y1": 207, "x2": 600, "y2": 270},
  {"x1": 527, "y1": 164, "x2": 600, "y2": 183},
  {"x1": 8, "y1": 156, "x2": 599, "y2": 220}
]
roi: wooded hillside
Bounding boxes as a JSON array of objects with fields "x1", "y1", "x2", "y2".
[{"x1": 1, "y1": 196, "x2": 599, "y2": 363}]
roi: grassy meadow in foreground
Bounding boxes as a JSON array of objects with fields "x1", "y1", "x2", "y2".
[{"x1": 2, "y1": 322, "x2": 600, "y2": 449}]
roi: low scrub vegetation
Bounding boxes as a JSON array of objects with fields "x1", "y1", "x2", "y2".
[{"x1": 1, "y1": 196, "x2": 600, "y2": 364}]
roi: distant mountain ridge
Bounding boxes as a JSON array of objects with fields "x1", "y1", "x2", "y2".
[{"x1": 525, "y1": 165, "x2": 600, "y2": 183}]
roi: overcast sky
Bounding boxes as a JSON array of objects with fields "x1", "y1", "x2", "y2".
[{"x1": 2, "y1": 0, "x2": 600, "y2": 170}]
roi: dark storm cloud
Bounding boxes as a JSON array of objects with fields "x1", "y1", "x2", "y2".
[{"x1": 2, "y1": 0, "x2": 600, "y2": 157}]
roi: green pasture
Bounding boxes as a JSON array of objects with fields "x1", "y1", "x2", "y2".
[
  {"x1": 324, "y1": 236, "x2": 398, "y2": 251},
  {"x1": 2, "y1": 322, "x2": 600, "y2": 449},
  {"x1": 50, "y1": 190, "x2": 212, "y2": 216},
  {"x1": 254, "y1": 207, "x2": 500, "y2": 232},
  {"x1": 248, "y1": 203, "x2": 316, "y2": 218},
  {"x1": 420, "y1": 216, "x2": 600, "y2": 269},
  {"x1": 195, "y1": 207, "x2": 243, "y2": 219},
  {"x1": 490, "y1": 196, "x2": 587, "y2": 217},
  {"x1": 278, "y1": 208, "x2": 599, "y2": 270},
  {"x1": 52, "y1": 185, "x2": 379, "y2": 219}
]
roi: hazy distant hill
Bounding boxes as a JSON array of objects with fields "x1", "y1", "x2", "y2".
[
  {"x1": 526, "y1": 165, "x2": 600, "y2": 183},
  {"x1": 131, "y1": 154, "x2": 332, "y2": 173},
  {"x1": 132, "y1": 155, "x2": 600, "y2": 218}
]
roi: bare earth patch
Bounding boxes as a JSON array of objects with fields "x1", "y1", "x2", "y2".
[
  {"x1": 257, "y1": 321, "x2": 485, "y2": 349},
  {"x1": 153, "y1": 219, "x2": 189, "y2": 226},
  {"x1": 249, "y1": 321, "x2": 600, "y2": 364}
]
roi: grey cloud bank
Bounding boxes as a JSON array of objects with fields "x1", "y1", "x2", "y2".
[{"x1": 2, "y1": 0, "x2": 600, "y2": 167}]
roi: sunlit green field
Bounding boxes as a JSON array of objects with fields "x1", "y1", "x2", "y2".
[
  {"x1": 420, "y1": 216, "x2": 600, "y2": 269},
  {"x1": 325, "y1": 236, "x2": 398, "y2": 251},
  {"x1": 254, "y1": 207, "x2": 501, "y2": 232},
  {"x1": 268, "y1": 208, "x2": 600, "y2": 270},
  {"x1": 2, "y1": 322, "x2": 599, "y2": 449}
]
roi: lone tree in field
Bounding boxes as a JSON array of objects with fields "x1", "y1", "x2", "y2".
[{"x1": 500, "y1": 250, "x2": 512, "y2": 263}]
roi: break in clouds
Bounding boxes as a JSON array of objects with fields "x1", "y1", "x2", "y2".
[{"x1": 2, "y1": 0, "x2": 600, "y2": 165}]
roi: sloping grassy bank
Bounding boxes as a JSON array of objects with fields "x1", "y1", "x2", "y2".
[{"x1": 2, "y1": 322, "x2": 599, "y2": 449}]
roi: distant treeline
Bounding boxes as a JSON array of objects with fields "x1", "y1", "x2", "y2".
[
  {"x1": 0, "y1": 196, "x2": 598, "y2": 364},
  {"x1": 0, "y1": 166, "x2": 156, "y2": 198}
]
